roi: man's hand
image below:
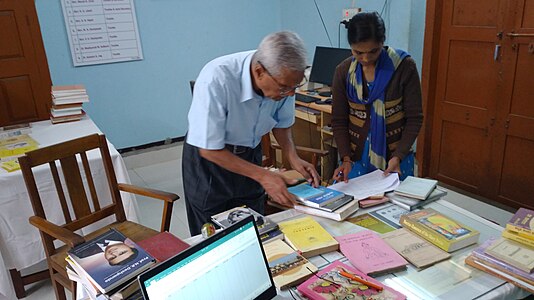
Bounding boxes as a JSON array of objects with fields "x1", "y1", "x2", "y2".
[
  {"x1": 258, "y1": 171, "x2": 298, "y2": 208},
  {"x1": 288, "y1": 156, "x2": 321, "y2": 187},
  {"x1": 384, "y1": 156, "x2": 401, "y2": 176}
]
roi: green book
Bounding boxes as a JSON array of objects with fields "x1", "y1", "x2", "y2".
[{"x1": 347, "y1": 213, "x2": 396, "y2": 234}]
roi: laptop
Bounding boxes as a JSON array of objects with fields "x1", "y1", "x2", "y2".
[{"x1": 138, "y1": 215, "x2": 278, "y2": 300}]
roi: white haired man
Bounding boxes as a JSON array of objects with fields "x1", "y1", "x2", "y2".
[{"x1": 183, "y1": 31, "x2": 320, "y2": 235}]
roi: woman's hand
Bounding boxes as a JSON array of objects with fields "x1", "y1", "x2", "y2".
[
  {"x1": 384, "y1": 156, "x2": 401, "y2": 176},
  {"x1": 332, "y1": 161, "x2": 352, "y2": 183}
]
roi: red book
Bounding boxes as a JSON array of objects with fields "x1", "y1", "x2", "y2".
[{"x1": 137, "y1": 232, "x2": 189, "y2": 262}]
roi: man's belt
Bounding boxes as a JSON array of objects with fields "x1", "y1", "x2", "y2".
[{"x1": 225, "y1": 144, "x2": 253, "y2": 154}]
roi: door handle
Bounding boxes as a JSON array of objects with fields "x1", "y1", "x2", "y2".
[{"x1": 506, "y1": 32, "x2": 534, "y2": 37}]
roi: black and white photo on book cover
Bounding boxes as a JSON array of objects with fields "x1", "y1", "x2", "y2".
[{"x1": 67, "y1": 228, "x2": 154, "y2": 293}]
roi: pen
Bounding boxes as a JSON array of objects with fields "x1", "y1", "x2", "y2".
[
  {"x1": 332, "y1": 171, "x2": 343, "y2": 184},
  {"x1": 338, "y1": 270, "x2": 383, "y2": 291}
]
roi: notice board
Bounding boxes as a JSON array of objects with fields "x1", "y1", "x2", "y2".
[{"x1": 60, "y1": 0, "x2": 144, "y2": 67}]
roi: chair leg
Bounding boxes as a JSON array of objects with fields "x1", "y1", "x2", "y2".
[
  {"x1": 9, "y1": 268, "x2": 50, "y2": 299},
  {"x1": 50, "y1": 270, "x2": 67, "y2": 300},
  {"x1": 9, "y1": 269, "x2": 26, "y2": 299}
]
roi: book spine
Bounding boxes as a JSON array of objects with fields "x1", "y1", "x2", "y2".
[
  {"x1": 505, "y1": 224, "x2": 534, "y2": 238},
  {"x1": 502, "y1": 230, "x2": 534, "y2": 247},
  {"x1": 400, "y1": 216, "x2": 450, "y2": 252},
  {"x1": 389, "y1": 199, "x2": 410, "y2": 211}
]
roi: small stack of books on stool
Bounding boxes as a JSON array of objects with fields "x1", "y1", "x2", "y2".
[
  {"x1": 50, "y1": 84, "x2": 89, "y2": 124},
  {"x1": 465, "y1": 207, "x2": 534, "y2": 293}
]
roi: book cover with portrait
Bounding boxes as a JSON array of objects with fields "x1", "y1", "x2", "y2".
[{"x1": 67, "y1": 228, "x2": 155, "y2": 294}]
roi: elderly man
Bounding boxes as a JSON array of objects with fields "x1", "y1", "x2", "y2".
[{"x1": 183, "y1": 31, "x2": 320, "y2": 235}]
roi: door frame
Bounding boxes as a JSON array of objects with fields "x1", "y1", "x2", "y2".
[{"x1": 416, "y1": 0, "x2": 443, "y2": 178}]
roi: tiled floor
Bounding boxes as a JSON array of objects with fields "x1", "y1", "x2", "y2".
[{"x1": 22, "y1": 141, "x2": 520, "y2": 299}]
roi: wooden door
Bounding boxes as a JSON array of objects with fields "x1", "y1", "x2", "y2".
[
  {"x1": 0, "y1": 0, "x2": 51, "y2": 126},
  {"x1": 421, "y1": 0, "x2": 534, "y2": 210},
  {"x1": 429, "y1": 0, "x2": 505, "y2": 195},
  {"x1": 491, "y1": 0, "x2": 534, "y2": 208}
]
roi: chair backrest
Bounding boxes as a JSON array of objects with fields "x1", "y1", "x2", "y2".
[{"x1": 18, "y1": 134, "x2": 127, "y2": 246}]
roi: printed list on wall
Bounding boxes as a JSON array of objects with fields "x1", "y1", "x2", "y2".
[{"x1": 60, "y1": 0, "x2": 143, "y2": 67}]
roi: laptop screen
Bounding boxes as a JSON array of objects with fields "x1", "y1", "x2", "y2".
[{"x1": 138, "y1": 216, "x2": 277, "y2": 300}]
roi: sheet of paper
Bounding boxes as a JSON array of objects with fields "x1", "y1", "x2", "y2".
[
  {"x1": 328, "y1": 170, "x2": 400, "y2": 200},
  {"x1": 404, "y1": 260, "x2": 472, "y2": 297}
]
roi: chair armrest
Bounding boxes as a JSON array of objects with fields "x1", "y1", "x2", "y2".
[
  {"x1": 118, "y1": 183, "x2": 180, "y2": 203},
  {"x1": 29, "y1": 216, "x2": 85, "y2": 248},
  {"x1": 271, "y1": 142, "x2": 329, "y2": 157}
]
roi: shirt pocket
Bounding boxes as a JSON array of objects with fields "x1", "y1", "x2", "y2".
[{"x1": 255, "y1": 113, "x2": 277, "y2": 137}]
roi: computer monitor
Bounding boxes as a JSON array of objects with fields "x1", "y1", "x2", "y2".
[
  {"x1": 309, "y1": 46, "x2": 353, "y2": 96},
  {"x1": 138, "y1": 216, "x2": 277, "y2": 300}
]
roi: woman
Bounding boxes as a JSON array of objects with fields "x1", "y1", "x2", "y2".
[{"x1": 331, "y1": 12, "x2": 423, "y2": 182}]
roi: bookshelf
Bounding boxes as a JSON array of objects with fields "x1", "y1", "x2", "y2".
[{"x1": 294, "y1": 91, "x2": 337, "y2": 181}]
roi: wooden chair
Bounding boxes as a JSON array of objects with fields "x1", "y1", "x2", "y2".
[{"x1": 18, "y1": 134, "x2": 180, "y2": 300}]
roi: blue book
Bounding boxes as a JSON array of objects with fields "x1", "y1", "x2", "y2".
[
  {"x1": 299, "y1": 186, "x2": 345, "y2": 208},
  {"x1": 287, "y1": 183, "x2": 324, "y2": 201}
]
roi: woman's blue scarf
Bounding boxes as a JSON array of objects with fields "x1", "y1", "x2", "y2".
[{"x1": 346, "y1": 47, "x2": 409, "y2": 170}]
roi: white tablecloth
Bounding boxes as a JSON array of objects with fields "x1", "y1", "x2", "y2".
[{"x1": 0, "y1": 116, "x2": 139, "y2": 299}]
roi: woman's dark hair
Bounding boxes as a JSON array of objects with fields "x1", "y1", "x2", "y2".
[{"x1": 347, "y1": 12, "x2": 386, "y2": 45}]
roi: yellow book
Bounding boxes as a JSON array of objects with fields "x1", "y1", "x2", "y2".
[
  {"x1": 502, "y1": 229, "x2": 534, "y2": 248},
  {"x1": 278, "y1": 216, "x2": 338, "y2": 258},
  {"x1": 0, "y1": 134, "x2": 39, "y2": 158},
  {"x1": 1, "y1": 160, "x2": 20, "y2": 172},
  {"x1": 262, "y1": 239, "x2": 317, "y2": 289},
  {"x1": 399, "y1": 208, "x2": 480, "y2": 252}
]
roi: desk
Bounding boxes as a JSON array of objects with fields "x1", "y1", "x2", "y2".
[
  {"x1": 267, "y1": 199, "x2": 530, "y2": 300},
  {"x1": 0, "y1": 116, "x2": 139, "y2": 300}
]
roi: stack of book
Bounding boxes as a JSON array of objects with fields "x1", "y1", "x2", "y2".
[
  {"x1": 65, "y1": 229, "x2": 156, "y2": 300},
  {"x1": 502, "y1": 208, "x2": 534, "y2": 248},
  {"x1": 399, "y1": 208, "x2": 480, "y2": 252},
  {"x1": 50, "y1": 84, "x2": 89, "y2": 124},
  {"x1": 289, "y1": 183, "x2": 357, "y2": 221},
  {"x1": 389, "y1": 176, "x2": 447, "y2": 210},
  {"x1": 464, "y1": 208, "x2": 534, "y2": 293},
  {"x1": 211, "y1": 206, "x2": 283, "y2": 243}
]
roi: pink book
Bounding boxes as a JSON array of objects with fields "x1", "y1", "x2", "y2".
[
  {"x1": 297, "y1": 260, "x2": 406, "y2": 300},
  {"x1": 335, "y1": 230, "x2": 408, "y2": 276}
]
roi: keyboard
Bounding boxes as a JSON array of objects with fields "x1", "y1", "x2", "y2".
[{"x1": 295, "y1": 92, "x2": 319, "y2": 103}]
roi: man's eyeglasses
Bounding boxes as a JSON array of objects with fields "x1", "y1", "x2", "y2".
[
  {"x1": 353, "y1": 47, "x2": 381, "y2": 56},
  {"x1": 258, "y1": 61, "x2": 308, "y2": 96}
]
